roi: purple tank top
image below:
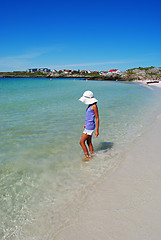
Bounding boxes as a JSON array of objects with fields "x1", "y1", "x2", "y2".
[{"x1": 85, "y1": 105, "x2": 95, "y2": 130}]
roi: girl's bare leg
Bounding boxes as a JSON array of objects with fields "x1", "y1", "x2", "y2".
[
  {"x1": 80, "y1": 133, "x2": 90, "y2": 158},
  {"x1": 87, "y1": 135, "x2": 94, "y2": 154}
]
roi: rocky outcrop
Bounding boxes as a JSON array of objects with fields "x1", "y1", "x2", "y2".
[{"x1": 124, "y1": 67, "x2": 161, "y2": 80}]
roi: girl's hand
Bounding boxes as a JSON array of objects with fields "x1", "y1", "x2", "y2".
[
  {"x1": 95, "y1": 130, "x2": 99, "y2": 138},
  {"x1": 83, "y1": 125, "x2": 85, "y2": 129}
]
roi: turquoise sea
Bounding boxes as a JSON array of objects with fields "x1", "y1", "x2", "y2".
[{"x1": 1, "y1": 77, "x2": 161, "y2": 240}]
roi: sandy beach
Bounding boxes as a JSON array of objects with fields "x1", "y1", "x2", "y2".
[{"x1": 56, "y1": 92, "x2": 161, "y2": 240}]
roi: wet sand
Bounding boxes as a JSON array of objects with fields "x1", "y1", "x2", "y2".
[{"x1": 56, "y1": 105, "x2": 161, "y2": 239}]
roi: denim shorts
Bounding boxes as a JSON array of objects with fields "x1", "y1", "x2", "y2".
[{"x1": 83, "y1": 128, "x2": 94, "y2": 136}]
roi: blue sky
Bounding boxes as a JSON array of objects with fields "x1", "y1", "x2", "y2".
[{"x1": 0, "y1": 0, "x2": 160, "y2": 72}]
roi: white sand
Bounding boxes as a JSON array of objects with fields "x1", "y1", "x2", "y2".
[{"x1": 56, "y1": 109, "x2": 161, "y2": 239}]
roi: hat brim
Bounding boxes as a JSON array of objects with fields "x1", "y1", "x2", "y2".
[{"x1": 79, "y1": 96, "x2": 98, "y2": 105}]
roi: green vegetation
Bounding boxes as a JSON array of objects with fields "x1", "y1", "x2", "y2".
[
  {"x1": 127, "y1": 66, "x2": 155, "y2": 71},
  {"x1": 0, "y1": 71, "x2": 47, "y2": 78},
  {"x1": 147, "y1": 72, "x2": 157, "y2": 76},
  {"x1": 80, "y1": 73, "x2": 100, "y2": 77},
  {"x1": 126, "y1": 70, "x2": 134, "y2": 75},
  {"x1": 138, "y1": 66, "x2": 155, "y2": 71}
]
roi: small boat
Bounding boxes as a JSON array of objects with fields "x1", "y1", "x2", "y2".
[{"x1": 147, "y1": 80, "x2": 159, "y2": 84}]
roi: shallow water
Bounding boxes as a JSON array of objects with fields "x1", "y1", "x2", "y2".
[{"x1": 0, "y1": 78, "x2": 161, "y2": 239}]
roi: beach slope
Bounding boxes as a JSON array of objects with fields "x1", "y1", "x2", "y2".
[{"x1": 56, "y1": 113, "x2": 161, "y2": 240}]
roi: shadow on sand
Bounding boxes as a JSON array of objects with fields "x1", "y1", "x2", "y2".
[{"x1": 95, "y1": 141, "x2": 114, "y2": 152}]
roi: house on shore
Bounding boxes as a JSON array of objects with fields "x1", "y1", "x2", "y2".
[
  {"x1": 63, "y1": 70, "x2": 71, "y2": 74},
  {"x1": 27, "y1": 68, "x2": 38, "y2": 73},
  {"x1": 108, "y1": 69, "x2": 121, "y2": 74},
  {"x1": 99, "y1": 71, "x2": 108, "y2": 75},
  {"x1": 27, "y1": 68, "x2": 51, "y2": 73}
]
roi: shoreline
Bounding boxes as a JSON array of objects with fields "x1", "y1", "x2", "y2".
[
  {"x1": 0, "y1": 75, "x2": 131, "y2": 81},
  {"x1": 0, "y1": 66, "x2": 161, "y2": 80},
  {"x1": 55, "y1": 87, "x2": 161, "y2": 240}
]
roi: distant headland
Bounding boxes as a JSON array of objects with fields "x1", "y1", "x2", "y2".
[{"x1": 0, "y1": 67, "x2": 161, "y2": 81}]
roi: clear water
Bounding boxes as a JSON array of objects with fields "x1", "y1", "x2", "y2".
[{"x1": 0, "y1": 78, "x2": 161, "y2": 239}]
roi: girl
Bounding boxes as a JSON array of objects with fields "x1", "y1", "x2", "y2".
[{"x1": 79, "y1": 90, "x2": 99, "y2": 161}]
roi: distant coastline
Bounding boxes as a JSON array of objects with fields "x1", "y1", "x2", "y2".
[{"x1": 0, "y1": 66, "x2": 161, "y2": 81}]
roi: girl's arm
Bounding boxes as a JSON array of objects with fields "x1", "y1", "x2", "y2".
[{"x1": 92, "y1": 104, "x2": 99, "y2": 137}]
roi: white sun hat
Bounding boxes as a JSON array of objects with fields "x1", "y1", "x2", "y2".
[{"x1": 79, "y1": 90, "x2": 98, "y2": 105}]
